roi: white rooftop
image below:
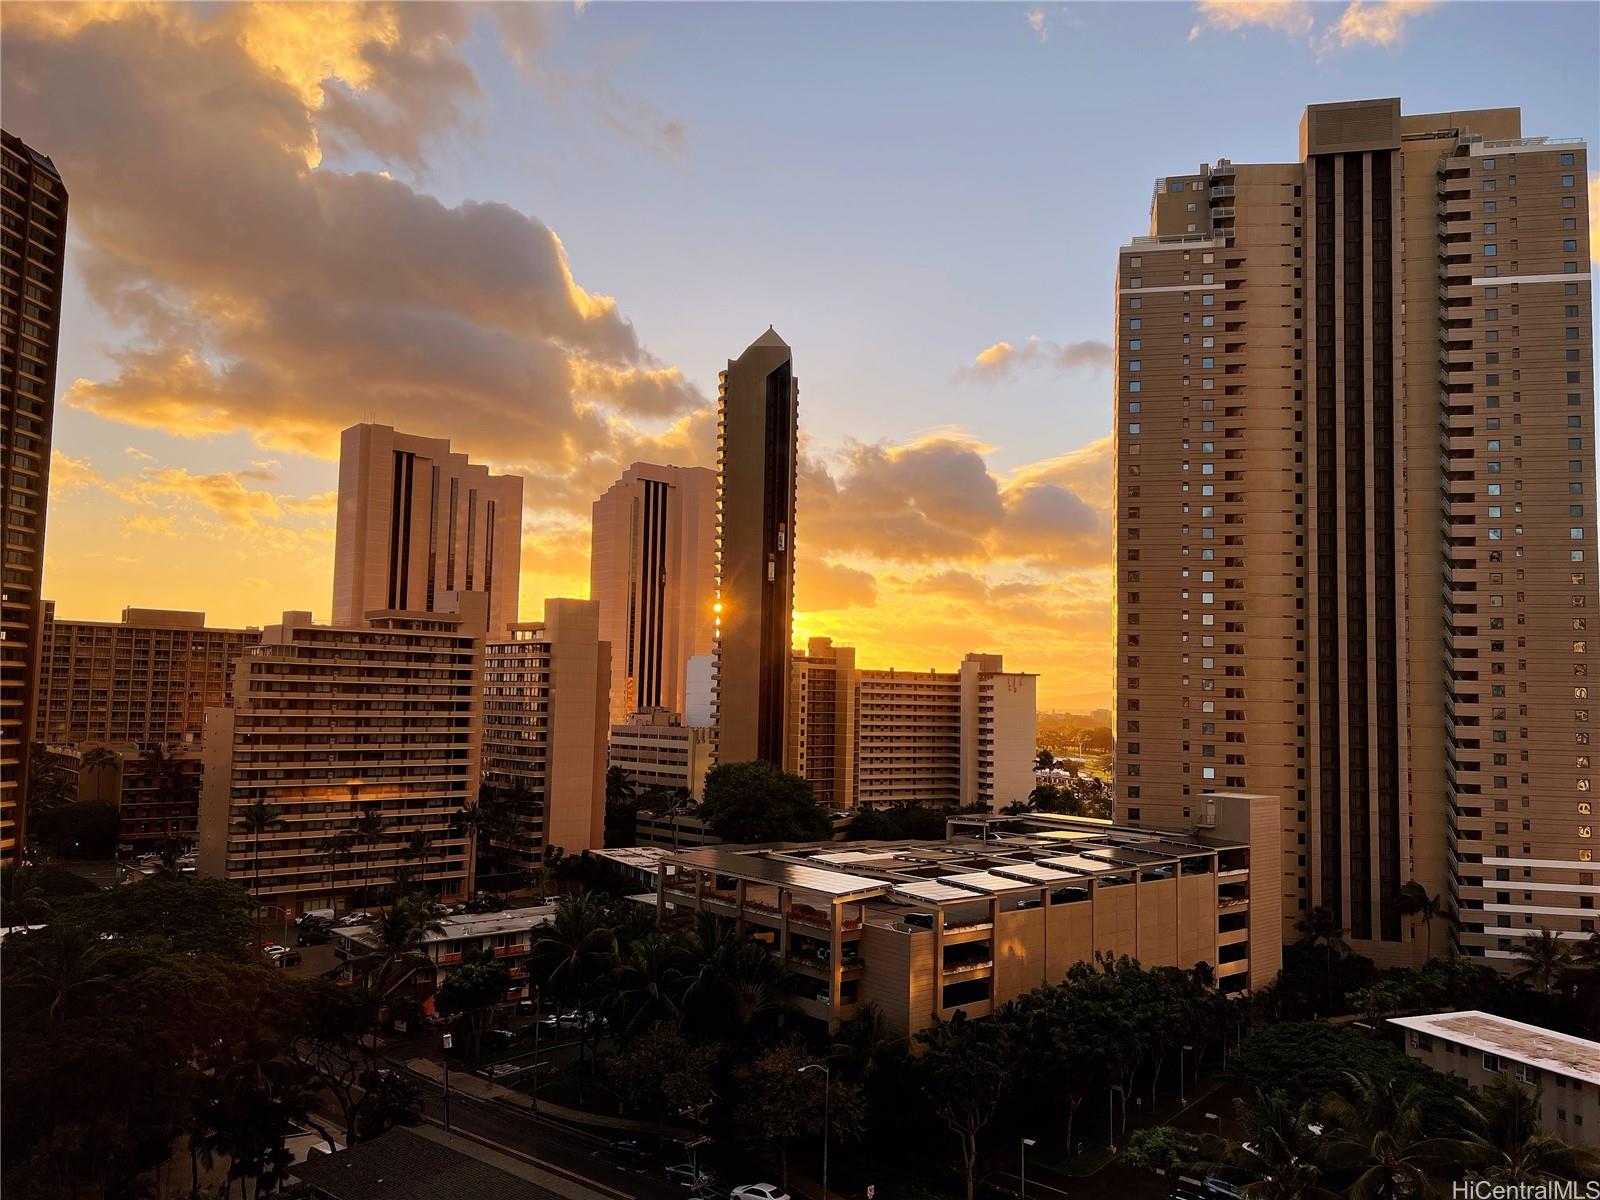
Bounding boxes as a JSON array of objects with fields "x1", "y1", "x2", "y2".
[
  {"x1": 1390, "y1": 1010, "x2": 1600, "y2": 1086},
  {"x1": 335, "y1": 905, "x2": 555, "y2": 949}
]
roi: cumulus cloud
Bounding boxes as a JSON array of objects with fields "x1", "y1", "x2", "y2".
[
  {"x1": 801, "y1": 432, "x2": 1108, "y2": 569},
  {"x1": 1322, "y1": 0, "x2": 1436, "y2": 50},
  {"x1": 957, "y1": 337, "x2": 1111, "y2": 382},
  {"x1": 1187, "y1": 0, "x2": 1434, "y2": 51},
  {"x1": 2, "y1": 2, "x2": 700, "y2": 473},
  {"x1": 49, "y1": 450, "x2": 335, "y2": 549},
  {"x1": 1025, "y1": 9, "x2": 1049, "y2": 40},
  {"x1": 796, "y1": 557, "x2": 878, "y2": 612},
  {"x1": 1188, "y1": 0, "x2": 1315, "y2": 42}
]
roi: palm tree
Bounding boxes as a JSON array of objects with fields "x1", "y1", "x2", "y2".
[
  {"x1": 352, "y1": 810, "x2": 386, "y2": 906},
  {"x1": 1397, "y1": 880, "x2": 1453, "y2": 961},
  {"x1": 1511, "y1": 927, "x2": 1573, "y2": 996},
  {"x1": 529, "y1": 892, "x2": 618, "y2": 1067},
  {"x1": 827, "y1": 1002, "x2": 902, "y2": 1081},
  {"x1": 8, "y1": 924, "x2": 121, "y2": 1034},
  {"x1": 27, "y1": 744, "x2": 69, "y2": 815},
  {"x1": 318, "y1": 831, "x2": 356, "y2": 914},
  {"x1": 79, "y1": 745, "x2": 120, "y2": 801},
  {"x1": 606, "y1": 932, "x2": 689, "y2": 1041},
  {"x1": 1570, "y1": 930, "x2": 1600, "y2": 973},
  {"x1": 1459, "y1": 1077, "x2": 1600, "y2": 1185},
  {"x1": 406, "y1": 828, "x2": 437, "y2": 893},
  {"x1": 234, "y1": 800, "x2": 282, "y2": 911},
  {"x1": 1317, "y1": 1071, "x2": 1477, "y2": 1197},
  {"x1": 1296, "y1": 905, "x2": 1349, "y2": 1009},
  {"x1": 362, "y1": 892, "x2": 446, "y2": 998},
  {"x1": 1202, "y1": 1089, "x2": 1342, "y2": 1200},
  {"x1": 452, "y1": 801, "x2": 489, "y2": 900},
  {"x1": 681, "y1": 911, "x2": 788, "y2": 1037},
  {"x1": 143, "y1": 743, "x2": 198, "y2": 859}
]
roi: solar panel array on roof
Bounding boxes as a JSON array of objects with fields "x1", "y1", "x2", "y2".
[
  {"x1": 667, "y1": 847, "x2": 886, "y2": 897},
  {"x1": 891, "y1": 880, "x2": 981, "y2": 904},
  {"x1": 992, "y1": 863, "x2": 1077, "y2": 884},
  {"x1": 1041, "y1": 854, "x2": 1131, "y2": 875},
  {"x1": 942, "y1": 870, "x2": 1038, "y2": 894}
]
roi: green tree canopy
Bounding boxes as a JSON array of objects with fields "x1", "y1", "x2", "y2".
[
  {"x1": 438, "y1": 951, "x2": 513, "y2": 1059},
  {"x1": 700, "y1": 760, "x2": 831, "y2": 844}
]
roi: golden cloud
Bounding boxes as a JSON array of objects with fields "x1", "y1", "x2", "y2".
[
  {"x1": 1188, "y1": 0, "x2": 1315, "y2": 42},
  {"x1": 957, "y1": 337, "x2": 1111, "y2": 381},
  {"x1": 1187, "y1": 0, "x2": 1435, "y2": 52},
  {"x1": 4, "y1": 2, "x2": 699, "y2": 469},
  {"x1": 1323, "y1": 0, "x2": 1436, "y2": 50}
]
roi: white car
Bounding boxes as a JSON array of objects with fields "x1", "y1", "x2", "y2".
[{"x1": 731, "y1": 1186, "x2": 791, "y2": 1200}]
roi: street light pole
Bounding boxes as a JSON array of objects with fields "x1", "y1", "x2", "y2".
[
  {"x1": 1180, "y1": 1043, "x2": 1193, "y2": 1106},
  {"x1": 442, "y1": 1031, "x2": 453, "y2": 1133},
  {"x1": 799, "y1": 1062, "x2": 830, "y2": 1199},
  {"x1": 532, "y1": 985, "x2": 541, "y2": 1112},
  {"x1": 1021, "y1": 1137, "x2": 1036, "y2": 1198}
]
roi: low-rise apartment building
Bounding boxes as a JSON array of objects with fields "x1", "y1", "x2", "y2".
[
  {"x1": 1392, "y1": 1011, "x2": 1600, "y2": 1146},
  {"x1": 608, "y1": 708, "x2": 712, "y2": 799},
  {"x1": 334, "y1": 905, "x2": 555, "y2": 1009},
  {"x1": 646, "y1": 794, "x2": 1278, "y2": 1039}
]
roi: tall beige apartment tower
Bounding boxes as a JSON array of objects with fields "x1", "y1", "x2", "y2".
[
  {"x1": 481, "y1": 599, "x2": 610, "y2": 866},
  {"x1": 333, "y1": 424, "x2": 523, "y2": 637},
  {"x1": 713, "y1": 329, "x2": 798, "y2": 767},
  {"x1": 788, "y1": 637, "x2": 857, "y2": 809},
  {"x1": 591, "y1": 463, "x2": 717, "y2": 727},
  {"x1": 1, "y1": 130, "x2": 66, "y2": 865},
  {"x1": 35, "y1": 604, "x2": 260, "y2": 746},
  {"x1": 1113, "y1": 98, "x2": 1595, "y2": 966}
]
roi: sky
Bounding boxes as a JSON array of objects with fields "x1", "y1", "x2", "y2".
[{"x1": 4, "y1": 0, "x2": 1598, "y2": 711}]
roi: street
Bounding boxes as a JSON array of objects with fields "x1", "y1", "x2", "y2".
[{"x1": 384, "y1": 1057, "x2": 687, "y2": 1200}]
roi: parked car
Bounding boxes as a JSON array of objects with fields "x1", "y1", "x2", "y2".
[
  {"x1": 516, "y1": 998, "x2": 538, "y2": 1015},
  {"x1": 599, "y1": 1139, "x2": 657, "y2": 1169},
  {"x1": 297, "y1": 909, "x2": 335, "y2": 927},
  {"x1": 1202, "y1": 1179, "x2": 1245, "y2": 1200},
  {"x1": 731, "y1": 1186, "x2": 790, "y2": 1200},
  {"x1": 483, "y1": 1029, "x2": 518, "y2": 1049},
  {"x1": 279, "y1": 949, "x2": 303, "y2": 967},
  {"x1": 296, "y1": 927, "x2": 330, "y2": 946},
  {"x1": 338, "y1": 912, "x2": 374, "y2": 927},
  {"x1": 260, "y1": 943, "x2": 288, "y2": 956},
  {"x1": 480, "y1": 1063, "x2": 523, "y2": 1080}
]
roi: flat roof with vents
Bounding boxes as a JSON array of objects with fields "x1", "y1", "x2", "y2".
[{"x1": 1390, "y1": 1011, "x2": 1600, "y2": 1086}]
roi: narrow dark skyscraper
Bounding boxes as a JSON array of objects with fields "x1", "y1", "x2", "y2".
[
  {"x1": 1, "y1": 129, "x2": 67, "y2": 865},
  {"x1": 713, "y1": 328, "x2": 798, "y2": 767}
]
